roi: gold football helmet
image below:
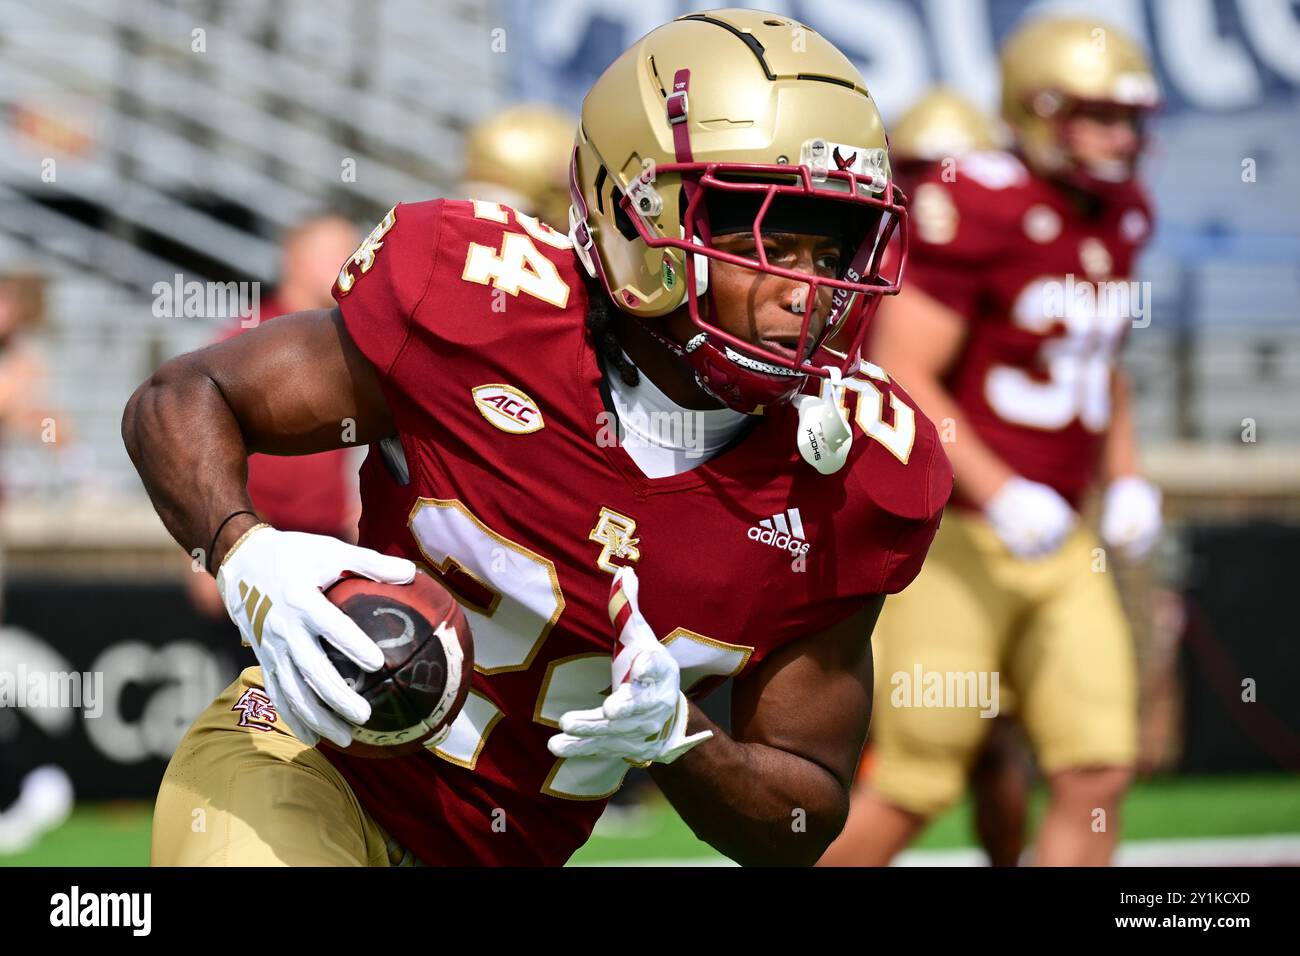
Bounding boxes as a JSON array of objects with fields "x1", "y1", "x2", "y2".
[
  {"x1": 462, "y1": 104, "x2": 576, "y2": 230},
  {"x1": 890, "y1": 88, "x2": 1003, "y2": 164},
  {"x1": 569, "y1": 8, "x2": 906, "y2": 413},
  {"x1": 1000, "y1": 16, "x2": 1160, "y2": 188}
]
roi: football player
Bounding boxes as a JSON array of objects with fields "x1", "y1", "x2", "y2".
[
  {"x1": 820, "y1": 16, "x2": 1164, "y2": 867},
  {"x1": 849, "y1": 88, "x2": 1035, "y2": 868},
  {"x1": 125, "y1": 9, "x2": 952, "y2": 866},
  {"x1": 459, "y1": 104, "x2": 576, "y2": 232}
]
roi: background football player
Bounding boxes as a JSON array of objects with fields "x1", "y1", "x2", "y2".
[
  {"x1": 124, "y1": 10, "x2": 952, "y2": 866},
  {"x1": 821, "y1": 15, "x2": 1164, "y2": 867},
  {"x1": 458, "y1": 104, "x2": 575, "y2": 232},
  {"x1": 851, "y1": 87, "x2": 1036, "y2": 868},
  {"x1": 888, "y1": 88, "x2": 1004, "y2": 185}
]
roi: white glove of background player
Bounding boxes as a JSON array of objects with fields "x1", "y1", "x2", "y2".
[
  {"x1": 215, "y1": 523, "x2": 417, "y2": 747},
  {"x1": 1100, "y1": 475, "x2": 1163, "y2": 561},
  {"x1": 983, "y1": 476, "x2": 1077, "y2": 559},
  {"x1": 548, "y1": 567, "x2": 712, "y2": 766}
]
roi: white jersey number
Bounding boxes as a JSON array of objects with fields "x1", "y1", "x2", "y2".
[
  {"x1": 408, "y1": 498, "x2": 752, "y2": 799},
  {"x1": 984, "y1": 276, "x2": 1128, "y2": 433},
  {"x1": 461, "y1": 202, "x2": 572, "y2": 308},
  {"x1": 819, "y1": 361, "x2": 917, "y2": 463}
]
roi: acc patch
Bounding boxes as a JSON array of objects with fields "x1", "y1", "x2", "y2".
[{"x1": 472, "y1": 384, "x2": 545, "y2": 435}]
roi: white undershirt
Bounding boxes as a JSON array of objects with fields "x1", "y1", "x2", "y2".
[{"x1": 607, "y1": 353, "x2": 749, "y2": 479}]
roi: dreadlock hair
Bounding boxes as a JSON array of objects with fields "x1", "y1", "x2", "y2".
[{"x1": 579, "y1": 266, "x2": 640, "y2": 388}]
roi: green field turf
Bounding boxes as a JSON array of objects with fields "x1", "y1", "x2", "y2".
[
  {"x1": 569, "y1": 773, "x2": 1300, "y2": 864},
  {"x1": 2, "y1": 775, "x2": 1295, "y2": 866}
]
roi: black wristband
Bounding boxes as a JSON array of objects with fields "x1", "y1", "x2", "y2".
[{"x1": 206, "y1": 510, "x2": 260, "y2": 574}]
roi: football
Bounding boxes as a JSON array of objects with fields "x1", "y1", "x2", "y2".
[{"x1": 318, "y1": 571, "x2": 473, "y2": 758}]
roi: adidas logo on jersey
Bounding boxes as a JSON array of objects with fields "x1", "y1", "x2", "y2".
[{"x1": 748, "y1": 508, "x2": 811, "y2": 556}]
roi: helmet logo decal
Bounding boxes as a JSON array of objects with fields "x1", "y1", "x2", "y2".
[
  {"x1": 802, "y1": 140, "x2": 888, "y2": 190},
  {"x1": 661, "y1": 254, "x2": 676, "y2": 290}
]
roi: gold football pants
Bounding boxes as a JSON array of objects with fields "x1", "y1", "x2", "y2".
[
  {"x1": 152, "y1": 667, "x2": 417, "y2": 866},
  {"x1": 868, "y1": 510, "x2": 1138, "y2": 817}
]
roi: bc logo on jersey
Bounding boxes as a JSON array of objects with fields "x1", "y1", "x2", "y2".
[{"x1": 588, "y1": 508, "x2": 640, "y2": 575}]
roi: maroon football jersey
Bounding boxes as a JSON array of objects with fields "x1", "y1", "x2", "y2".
[
  {"x1": 896, "y1": 151, "x2": 1153, "y2": 508},
  {"x1": 322, "y1": 198, "x2": 952, "y2": 865}
]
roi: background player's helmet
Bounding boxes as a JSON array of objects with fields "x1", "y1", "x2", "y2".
[
  {"x1": 999, "y1": 16, "x2": 1160, "y2": 193},
  {"x1": 462, "y1": 104, "x2": 576, "y2": 230},
  {"x1": 569, "y1": 8, "x2": 907, "y2": 414},
  {"x1": 890, "y1": 88, "x2": 1004, "y2": 166}
]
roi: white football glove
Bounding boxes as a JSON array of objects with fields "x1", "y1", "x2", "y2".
[
  {"x1": 548, "y1": 567, "x2": 712, "y2": 766},
  {"x1": 215, "y1": 523, "x2": 417, "y2": 748},
  {"x1": 983, "y1": 476, "x2": 1078, "y2": 559},
  {"x1": 1100, "y1": 475, "x2": 1163, "y2": 561}
]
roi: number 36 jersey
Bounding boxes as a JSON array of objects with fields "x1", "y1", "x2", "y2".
[
  {"x1": 900, "y1": 151, "x2": 1153, "y2": 509},
  {"x1": 324, "y1": 198, "x2": 953, "y2": 865}
]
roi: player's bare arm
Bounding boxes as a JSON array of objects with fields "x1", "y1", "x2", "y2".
[
  {"x1": 122, "y1": 307, "x2": 391, "y2": 568},
  {"x1": 1102, "y1": 366, "x2": 1141, "y2": 480},
  {"x1": 123, "y1": 307, "x2": 419, "y2": 749},
  {"x1": 649, "y1": 596, "x2": 882, "y2": 866}
]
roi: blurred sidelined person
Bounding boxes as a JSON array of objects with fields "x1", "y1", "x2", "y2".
[
  {"x1": 0, "y1": 274, "x2": 60, "y2": 454},
  {"x1": 459, "y1": 103, "x2": 575, "y2": 231},
  {"x1": 0, "y1": 272, "x2": 74, "y2": 854},
  {"x1": 185, "y1": 215, "x2": 362, "y2": 618},
  {"x1": 823, "y1": 17, "x2": 1164, "y2": 866}
]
